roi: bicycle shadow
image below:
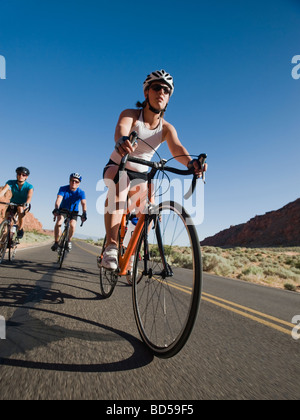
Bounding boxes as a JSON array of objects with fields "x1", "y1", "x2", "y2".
[
  {"x1": 4, "y1": 258, "x2": 98, "y2": 277},
  {"x1": 0, "y1": 258, "x2": 102, "y2": 291},
  {"x1": 0, "y1": 276, "x2": 153, "y2": 372},
  {"x1": 0, "y1": 305, "x2": 153, "y2": 372}
]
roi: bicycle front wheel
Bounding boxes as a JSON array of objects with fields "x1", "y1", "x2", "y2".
[
  {"x1": 0, "y1": 221, "x2": 9, "y2": 264},
  {"x1": 58, "y1": 228, "x2": 68, "y2": 269},
  {"x1": 132, "y1": 201, "x2": 202, "y2": 358}
]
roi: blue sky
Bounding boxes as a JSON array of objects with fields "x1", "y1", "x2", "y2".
[{"x1": 0, "y1": 0, "x2": 299, "y2": 241}]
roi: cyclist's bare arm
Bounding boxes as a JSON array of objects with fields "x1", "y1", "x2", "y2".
[
  {"x1": 0, "y1": 184, "x2": 10, "y2": 198},
  {"x1": 81, "y1": 199, "x2": 87, "y2": 213},
  {"x1": 17, "y1": 188, "x2": 33, "y2": 214},
  {"x1": 53, "y1": 195, "x2": 63, "y2": 220},
  {"x1": 25, "y1": 188, "x2": 33, "y2": 206},
  {"x1": 114, "y1": 109, "x2": 139, "y2": 156},
  {"x1": 54, "y1": 195, "x2": 63, "y2": 209}
]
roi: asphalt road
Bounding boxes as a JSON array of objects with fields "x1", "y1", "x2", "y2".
[{"x1": 0, "y1": 241, "x2": 299, "y2": 400}]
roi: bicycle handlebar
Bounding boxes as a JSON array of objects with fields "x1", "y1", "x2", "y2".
[
  {"x1": 0, "y1": 202, "x2": 22, "y2": 207},
  {"x1": 0, "y1": 202, "x2": 31, "y2": 214},
  {"x1": 112, "y1": 132, "x2": 207, "y2": 198},
  {"x1": 53, "y1": 209, "x2": 86, "y2": 227}
]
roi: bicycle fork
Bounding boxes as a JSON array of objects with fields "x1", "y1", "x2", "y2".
[{"x1": 142, "y1": 213, "x2": 174, "y2": 280}]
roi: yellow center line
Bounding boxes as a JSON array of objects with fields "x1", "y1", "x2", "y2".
[
  {"x1": 163, "y1": 279, "x2": 293, "y2": 336},
  {"x1": 74, "y1": 240, "x2": 100, "y2": 256},
  {"x1": 202, "y1": 292, "x2": 294, "y2": 329},
  {"x1": 202, "y1": 296, "x2": 292, "y2": 336},
  {"x1": 76, "y1": 241, "x2": 293, "y2": 337}
]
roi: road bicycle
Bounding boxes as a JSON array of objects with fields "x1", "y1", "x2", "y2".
[
  {"x1": 0, "y1": 202, "x2": 29, "y2": 264},
  {"x1": 54, "y1": 209, "x2": 84, "y2": 269},
  {"x1": 98, "y1": 131, "x2": 207, "y2": 358}
]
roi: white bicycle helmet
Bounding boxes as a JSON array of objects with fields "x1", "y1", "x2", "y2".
[
  {"x1": 143, "y1": 70, "x2": 174, "y2": 96},
  {"x1": 70, "y1": 172, "x2": 82, "y2": 182}
]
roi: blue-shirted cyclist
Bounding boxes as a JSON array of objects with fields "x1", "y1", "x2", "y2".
[
  {"x1": 0, "y1": 166, "x2": 33, "y2": 239},
  {"x1": 51, "y1": 173, "x2": 87, "y2": 252}
]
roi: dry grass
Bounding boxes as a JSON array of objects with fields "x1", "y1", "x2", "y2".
[
  {"x1": 202, "y1": 246, "x2": 300, "y2": 292},
  {"x1": 82, "y1": 236, "x2": 300, "y2": 293},
  {"x1": 23, "y1": 230, "x2": 53, "y2": 244}
]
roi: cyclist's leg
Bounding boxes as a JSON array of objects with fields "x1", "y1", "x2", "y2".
[
  {"x1": 99, "y1": 236, "x2": 119, "y2": 298},
  {"x1": 67, "y1": 218, "x2": 77, "y2": 251},
  {"x1": 101, "y1": 165, "x2": 130, "y2": 270},
  {"x1": 52, "y1": 215, "x2": 65, "y2": 251},
  {"x1": 54, "y1": 215, "x2": 64, "y2": 242},
  {"x1": 125, "y1": 180, "x2": 148, "y2": 279},
  {"x1": 104, "y1": 165, "x2": 130, "y2": 247},
  {"x1": 15, "y1": 206, "x2": 26, "y2": 237},
  {"x1": 68, "y1": 219, "x2": 77, "y2": 240}
]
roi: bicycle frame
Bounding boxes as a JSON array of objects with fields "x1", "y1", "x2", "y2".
[
  {"x1": 118, "y1": 214, "x2": 146, "y2": 276},
  {"x1": 113, "y1": 164, "x2": 166, "y2": 277},
  {"x1": 102, "y1": 145, "x2": 207, "y2": 277},
  {"x1": 6, "y1": 210, "x2": 19, "y2": 230},
  {"x1": 0, "y1": 203, "x2": 21, "y2": 263},
  {"x1": 0, "y1": 203, "x2": 20, "y2": 236}
]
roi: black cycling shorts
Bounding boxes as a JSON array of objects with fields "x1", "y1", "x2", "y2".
[
  {"x1": 59, "y1": 209, "x2": 79, "y2": 221},
  {"x1": 103, "y1": 159, "x2": 148, "y2": 183}
]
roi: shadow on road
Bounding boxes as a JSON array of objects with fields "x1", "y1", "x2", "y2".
[
  {"x1": 0, "y1": 305, "x2": 153, "y2": 372},
  {"x1": 0, "y1": 260, "x2": 154, "y2": 373}
]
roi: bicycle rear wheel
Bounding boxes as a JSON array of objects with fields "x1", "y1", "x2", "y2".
[
  {"x1": 0, "y1": 221, "x2": 9, "y2": 264},
  {"x1": 8, "y1": 231, "x2": 18, "y2": 262},
  {"x1": 99, "y1": 236, "x2": 119, "y2": 298},
  {"x1": 132, "y1": 201, "x2": 202, "y2": 358}
]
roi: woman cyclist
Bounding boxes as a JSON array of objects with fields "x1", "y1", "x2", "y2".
[
  {"x1": 101, "y1": 69, "x2": 207, "y2": 270},
  {"x1": 0, "y1": 166, "x2": 33, "y2": 239}
]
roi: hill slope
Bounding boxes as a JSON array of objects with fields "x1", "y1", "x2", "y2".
[{"x1": 202, "y1": 198, "x2": 300, "y2": 247}]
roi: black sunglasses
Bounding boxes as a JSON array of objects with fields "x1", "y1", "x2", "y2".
[{"x1": 150, "y1": 84, "x2": 171, "y2": 95}]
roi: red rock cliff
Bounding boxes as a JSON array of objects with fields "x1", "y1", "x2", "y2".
[
  {"x1": 0, "y1": 186, "x2": 43, "y2": 232},
  {"x1": 202, "y1": 198, "x2": 300, "y2": 247}
]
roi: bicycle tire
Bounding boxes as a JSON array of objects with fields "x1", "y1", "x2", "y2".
[
  {"x1": 8, "y1": 230, "x2": 18, "y2": 262},
  {"x1": 132, "y1": 201, "x2": 202, "y2": 358},
  {"x1": 58, "y1": 227, "x2": 69, "y2": 269},
  {"x1": 0, "y1": 221, "x2": 9, "y2": 264},
  {"x1": 99, "y1": 236, "x2": 118, "y2": 298}
]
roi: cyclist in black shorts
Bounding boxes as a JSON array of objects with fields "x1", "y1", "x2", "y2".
[
  {"x1": 51, "y1": 173, "x2": 87, "y2": 252},
  {"x1": 101, "y1": 70, "x2": 206, "y2": 270}
]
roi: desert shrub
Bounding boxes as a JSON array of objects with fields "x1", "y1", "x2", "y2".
[
  {"x1": 242, "y1": 266, "x2": 263, "y2": 276},
  {"x1": 202, "y1": 253, "x2": 233, "y2": 277},
  {"x1": 284, "y1": 283, "x2": 297, "y2": 292},
  {"x1": 262, "y1": 265, "x2": 300, "y2": 282},
  {"x1": 172, "y1": 253, "x2": 193, "y2": 269}
]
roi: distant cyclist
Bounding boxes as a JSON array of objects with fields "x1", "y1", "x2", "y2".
[
  {"x1": 0, "y1": 166, "x2": 33, "y2": 239},
  {"x1": 51, "y1": 173, "x2": 87, "y2": 252}
]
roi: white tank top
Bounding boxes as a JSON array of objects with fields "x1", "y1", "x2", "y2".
[{"x1": 110, "y1": 111, "x2": 163, "y2": 173}]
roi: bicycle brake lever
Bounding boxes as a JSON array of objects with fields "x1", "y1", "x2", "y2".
[
  {"x1": 183, "y1": 153, "x2": 207, "y2": 200},
  {"x1": 198, "y1": 153, "x2": 207, "y2": 181},
  {"x1": 184, "y1": 175, "x2": 197, "y2": 200}
]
